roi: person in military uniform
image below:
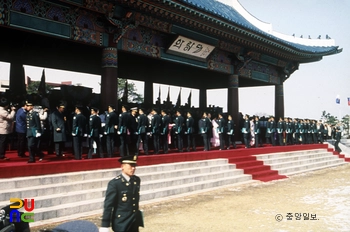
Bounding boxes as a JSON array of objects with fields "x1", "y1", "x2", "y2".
[
  {"x1": 199, "y1": 112, "x2": 211, "y2": 151},
  {"x1": 118, "y1": 105, "x2": 130, "y2": 157},
  {"x1": 105, "y1": 105, "x2": 118, "y2": 158},
  {"x1": 269, "y1": 116, "x2": 276, "y2": 146},
  {"x1": 277, "y1": 117, "x2": 284, "y2": 146},
  {"x1": 100, "y1": 155, "x2": 143, "y2": 232},
  {"x1": 216, "y1": 113, "x2": 226, "y2": 150},
  {"x1": 242, "y1": 114, "x2": 250, "y2": 148},
  {"x1": 254, "y1": 116, "x2": 262, "y2": 148},
  {"x1": 26, "y1": 101, "x2": 42, "y2": 163},
  {"x1": 185, "y1": 111, "x2": 196, "y2": 152},
  {"x1": 51, "y1": 103, "x2": 66, "y2": 157},
  {"x1": 317, "y1": 120, "x2": 325, "y2": 143},
  {"x1": 136, "y1": 108, "x2": 149, "y2": 155},
  {"x1": 88, "y1": 107, "x2": 103, "y2": 159},
  {"x1": 72, "y1": 105, "x2": 87, "y2": 160},
  {"x1": 160, "y1": 109, "x2": 170, "y2": 154},
  {"x1": 150, "y1": 108, "x2": 160, "y2": 154},
  {"x1": 174, "y1": 110, "x2": 184, "y2": 152},
  {"x1": 226, "y1": 114, "x2": 236, "y2": 149}
]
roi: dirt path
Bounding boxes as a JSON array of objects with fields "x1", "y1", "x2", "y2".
[{"x1": 32, "y1": 163, "x2": 350, "y2": 232}]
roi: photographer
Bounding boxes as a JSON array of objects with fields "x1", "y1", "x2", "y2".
[{"x1": 0, "y1": 97, "x2": 16, "y2": 161}]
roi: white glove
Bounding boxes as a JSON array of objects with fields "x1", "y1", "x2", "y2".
[
  {"x1": 99, "y1": 228, "x2": 109, "y2": 232},
  {"x1": 36, "y1": 133, "x2": 41, "y2": 138},
  {"x1": 88, "y1": 135, "x2": 91, "y2": 138},
  {"x1": 72, "y1": 133, "x2": 76, "y2": 136},
  {"x1": 104, "y1": 132, "x2": 107, "y2": 135},
  {"x1": 117, "y1": 131, "x2": 121, "y2": 135},
  {"x1": 99, "y1": 134, "x2": 103, "y2": 138},
  {"x1": 83, "y1": 134, "x2": 88, "y2": 137}
]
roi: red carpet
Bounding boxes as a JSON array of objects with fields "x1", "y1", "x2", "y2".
[{"x1": 0, "y1": 144, "x2": 336, "y2": 181}]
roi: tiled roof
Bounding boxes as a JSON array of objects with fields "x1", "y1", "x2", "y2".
[{"x1": 179, "y1": 0, "x2": 340, "y2": 55}]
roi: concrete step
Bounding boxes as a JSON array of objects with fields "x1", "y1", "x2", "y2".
[
  {"x1": 268, "y1": 156, "x2": 339, "y2": 170},
  {"x1": 277, "y1": 159, "x2": 346, "y2": 175},
  {"x1": 256, "y1": 152, "x2": 332, "y2": 165},
  {"x1": 0, "y1": 159, "x2": 229, "y2": 190},
  {"x1": 255, "y1": 149, "x2": 327, "y2": 160},
  {"x1": 0, "y1": 159, "x2": 252, "y2": 226}
]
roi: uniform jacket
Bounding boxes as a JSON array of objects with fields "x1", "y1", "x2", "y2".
[
  {"x1": 151, "y1": 114, "x2": 161, "y2": 134},
  {"x1": 277, "y1": 121, "x2": 284, "y2": 133},
  {"x1": 72, "y1": 113, "x2": 87, "y2": 137},
  {"x1": 199, "y1": 117, "x2": 210, "y2": 134},
  {"x1": 242, "y1": 120, "x2": 250, "y2": 134},
  {"x1": 0, "y1": 107, "x2": 15, "y2": 134},
  {"x1": 137, "y1": 114, "x2": 149, "y2": 134},
  {"x1": 174, "y1": 115, "x2": 184, "y2": 134},
  {"x1": 105, "y1": 111, "x2": 118, "y2": 134},
  {"x1": 227, "y1": 120, "x2": 234, "y2": 135},
  {"x1": 186, "y1": 116, "x2": 195, "y2": 134},
  {"x1": 118, "y1": 112, "x2": 129, "y2": 134},
  {"x1": 26, "y1": 110, "x2": 42, "y2": 137},
  {"x1": 216, "y1": 117, "x2": 226, "y2": 134},
  {"x1": 89, "y1": 114, "x2": 102, "y2": 137},
  {"x1": 254, "y1": 121, "x2": 260, "y2": 134},
  {"x1": 51, "y1": 110, "x2": 66, "y2": 142},
  {"x1": 161, "y1": 115, "x2": 170, "y2": 135},
  {"x1": 101, "y1": 174, "x2": 142, "y2": 232}
]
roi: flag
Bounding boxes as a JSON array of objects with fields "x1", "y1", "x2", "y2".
[
  {"x1": 175, "y1": 88, "x2": 181, "y2": 108},
  {"x1": 121, "y1": 80, "x2": 128, "y2": 103},
  {"x1": 38, "y1": 69, "x2": 46, "y2": 94},
  {"x1": 187, "y1": 90, "x2": 192, "y2": 107},
  {"x1": 157, "y1": 85, "x2": 161, "y2": 104},
  {"x1": 348, "y1": 97, "x2": 350, "y2": 106},
  {"x1": 336, "y1": 95, "x2": 340, "y2": 104},
  {"x1": 166, "y1": 86, "x2": 170, "y2": 102}
]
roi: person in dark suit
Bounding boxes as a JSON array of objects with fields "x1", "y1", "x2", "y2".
[
  {"x1": 51, "y1": 103, "x2": 66, "y2": 157},
  {"x1": 136, "y1": 108, "x2": 149, "y2": 155},
  {"x1": 242, "y1": 114, "x2": 250, "y2": 148},
  {"x1": 105, "y1": 105, "x2": 118, "y2": 158},
  {"x1": 118, "y1": 105, "x2": 129, "y2": 157},
  {"x1": 72, "y1": 105, "x2": 87, "y2": 160},
  {"x1": 199, "y1": 112, "x2": 211, "y2": 151},
  {"x1": 151, "y1": 109, "x2": 161, "y2": 154},
  {"x1": 100, "y1": 155, "x2": 143, "y2": 232},
  {"x1": 26, "y1": 101, "x2": 42, "y2": 163},
  {"x1": 88, "y1": 107, "x2": 103, "y2": 159},
  {"x1": 160, "y1": 109, "x2": 170, "y2": 154},
  {"x1": 334, "y1": 123, "x2": 342, "y2": 153},
  {"x1": 174, "y1": 110, "x2": 184, "y2": 152},
  {"x1": 185, "y1": 111, "x2": 196, "y2": 152},
  {"x1": 216, "y1": 113, "x2": 226, "y2": 150},
  {"x1": 226, "y1": 114, "x2": 236, "y2": 149}
]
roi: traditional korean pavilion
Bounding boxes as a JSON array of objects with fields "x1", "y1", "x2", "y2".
[{"x1": 0, "y1": 0, "x2": 342, "y2": 128}]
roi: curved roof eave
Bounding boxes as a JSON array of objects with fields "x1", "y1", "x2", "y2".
[{"x1": 174, "y1": 0, "x2": 342, "y2": 56}]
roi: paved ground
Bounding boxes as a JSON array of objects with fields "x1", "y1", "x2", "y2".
[{"x1": 32, "y1": 163, "x2": 350, "y2": 232}]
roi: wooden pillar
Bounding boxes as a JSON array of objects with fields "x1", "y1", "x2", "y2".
[
  {"x1": 199, "y1": 88, "x2": 207, "y2": 109},
  {"x1": 275, "y1": 84, "x2": 285, "y2": 119},
  {"x1": 144, "y1": 81, "x2": 153, "y2": 107},
  {"x1": 227, "y1": 74, "x2": 240, "y2": 141},
  {"x1": 101, "y1": 47, "x2": 118, "y2": 111}
]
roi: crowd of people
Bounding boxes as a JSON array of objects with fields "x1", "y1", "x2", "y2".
[{"x1": 0, "y1": 94, "x2": 344, "y2": 163}]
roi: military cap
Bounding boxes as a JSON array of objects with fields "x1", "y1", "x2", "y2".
[
  {"x1": 107, "y1": 104, "x2": 115, "y2": 109},
  {"x1": 118, "y1": 155, "x2": 138, "y2": 164},
  {"x1": 130, "y1": 107, "x2": 138, "y2": 111},
  {"x1": 25, "y1": 100, "x2": 33, "y2": 106}
]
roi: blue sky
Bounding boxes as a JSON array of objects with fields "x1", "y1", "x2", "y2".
[{"x1": 0, "y1": 0, "x2": 349, "y2": 120}]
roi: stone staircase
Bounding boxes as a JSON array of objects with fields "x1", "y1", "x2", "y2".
[
  {"x1": 254, "y1": 148, "x2": 347, "y2": 176},
  {"x1": 0, "y1": 159, "x2": 253, "y2": 227}
]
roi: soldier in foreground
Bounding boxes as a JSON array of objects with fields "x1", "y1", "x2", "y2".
[{"x1": 100, "y1": 155, "x2": 143, "y2": 232}]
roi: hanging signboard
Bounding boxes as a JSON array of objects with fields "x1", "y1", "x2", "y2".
[{"x1": 166, "y1": 35, "x2": 215, "y2": 62}]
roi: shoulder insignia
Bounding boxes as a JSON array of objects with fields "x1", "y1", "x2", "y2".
[{"x1": 115, "y1": 175, "x2": 121, "y2": 179}]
